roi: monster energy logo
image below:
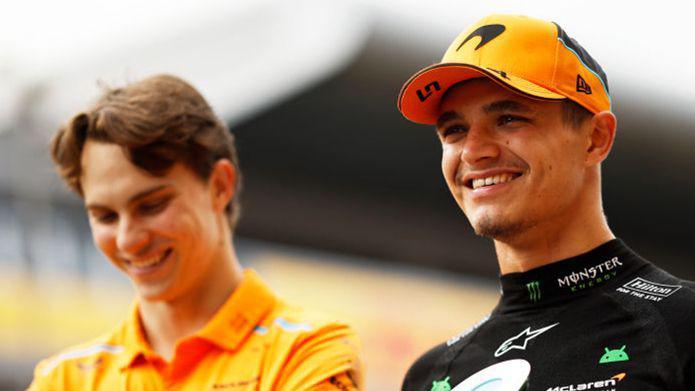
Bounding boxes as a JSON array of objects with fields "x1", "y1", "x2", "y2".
[
  {"x1": 526, "y1": 281, "x2": 541, "y2": 302},
  {"x1": 557, "y1": 257, "x2": 622, "y2": 291}
]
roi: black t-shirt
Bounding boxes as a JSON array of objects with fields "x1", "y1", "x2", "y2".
[{"x1": 402, "y1": 239, "x2": 695, "y2": 390}]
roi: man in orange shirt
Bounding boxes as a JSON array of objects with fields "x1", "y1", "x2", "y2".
[{"x1": 30, "y1": 75, "x2": 363, "y2": 390}]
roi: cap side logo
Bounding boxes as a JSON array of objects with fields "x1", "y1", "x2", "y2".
[
  {"x1": 576, "y1": 74, "x2": 592, "y2": 94},
  {"x1": 456, "y1": 24, "x2": 506, "y2": 51},
  {"x1": 553, "y1": 22, "x2": 609, "y2": 94}
]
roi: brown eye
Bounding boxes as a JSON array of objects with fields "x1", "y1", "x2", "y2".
[
  {"x1": 96, "y1": 212, "x2": 118, "y2": 224},
  {"x1": 497, "y1": 115, "x2": 528, "y2": 126},
  {"x1": 441, "y1": 124, "x2": 468, "y2": 138},
  {"x1": 139, "y1": 197, "x2": 171, "y2": 215}
]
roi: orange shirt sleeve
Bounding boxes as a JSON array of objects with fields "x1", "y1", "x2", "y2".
[
  {"x1": 28, "y1": 356, "x2": 72, "y2": 391},
  {"x1": 273, "y1": 322, "x2": 364, "y2": 391}
]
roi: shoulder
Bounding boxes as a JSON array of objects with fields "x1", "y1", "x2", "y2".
[
  {"x1": 258, "y1": 302, "x2": 364, "y2": 389},
  {"x1": 402, "y1": 314, "x2": 491, "y2": 391},
  {"x1": 402, "y1": 342, "x2": 449, "y2": 391},
  {"x1": 30, "y1": 328, "x2": 126, "y2": 390},
  {"x1": 616, "y1": 262, "x2": 695, "y2": 316},
  {"x1": 610, "y1": 261, "x2": 695, "y2": 356},
  {"x1": 260, "y1": 302, "x2": 359, "y2": 343},
  {"x1": 627, "y1": 264, "x2": 695, "y2": 383},
  {"x1": 642, "y1": 267, "x2": 695, "y2": 328}
]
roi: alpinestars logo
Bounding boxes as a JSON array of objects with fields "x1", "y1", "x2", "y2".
[
  {"x1": 457, "y1": 24, "x2": 506, "y2": 51},
  {"x1": 494, "y1": 323, "x2": 559, "y2": 357},
  {"x1": 546, "y1": 373, "x2": 626, "y2": 391},
  {"x1": 557, "y1": 257, "x2": 622, "y2": 292}
]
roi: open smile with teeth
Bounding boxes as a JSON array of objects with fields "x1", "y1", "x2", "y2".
[
  {"x1": 468, "y1": 173, "x2": 521, "y2": 190},
  {"x1": 126, "y1": 248, "x2": 173, "y2": 269}
]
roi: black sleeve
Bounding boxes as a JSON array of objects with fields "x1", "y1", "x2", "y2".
[
  {"x1": 657, "y1": 279, "x2": 695, "y2": 389},
  {"x1": 401, "y1": 344, "x2": 448, "y2": 391},
  {"x1": 679, "y1": 284, "x2": 695, "y2": 389}
]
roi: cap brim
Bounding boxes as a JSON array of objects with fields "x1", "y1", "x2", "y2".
[{"x1": 398, "y1": 63, "x2": 566, "y2": 125}]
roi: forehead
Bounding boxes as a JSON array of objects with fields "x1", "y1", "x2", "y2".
[
  {"x1": 438, "y1": 78, "x2": 547, "y2": 115},
  {"x1": 80, "y1": 141, "x2": 171, "y2": 205}
]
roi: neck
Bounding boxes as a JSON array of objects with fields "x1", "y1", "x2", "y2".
[
  {"x1": 138, "y1": 240, "x2": 243, "y2": 361},
  {"x1": 494, "y1": 183, "x2": 614, "y2": 274}
]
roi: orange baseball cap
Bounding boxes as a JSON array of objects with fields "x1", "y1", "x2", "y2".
[{"x1": 398, "y1": 14, "x2": 611, "y2": 125}]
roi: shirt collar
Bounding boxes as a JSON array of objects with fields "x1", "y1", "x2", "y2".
[
  {"x1": 117, "y1": 268, "x2": 276, "y2": 370},
  {"x1": 196, "y1": 269, "x2": 277, "y2": 350},
  {"x1": 497, "y1": 239, "x2": 648, "y2": 311},
  {"x1": 117, "y1": 301, "x2": 154, "y2": 370}
]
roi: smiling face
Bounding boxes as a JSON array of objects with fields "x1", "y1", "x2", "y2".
[
  {"x1": 81, "y1": 140, "x2": 229, "y2": 301},
  {"x1": 437, "y1": 79, "x2": 592, "y2": 241}
]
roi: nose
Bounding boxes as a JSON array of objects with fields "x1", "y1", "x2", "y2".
[
  {"x1": 461, "y1": 125, "x2": 500, "y2": 166},
  {"x1": 116, "y1": 216, "x2": 150, "y2": 256}
]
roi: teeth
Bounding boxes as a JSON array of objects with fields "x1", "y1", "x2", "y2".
[
  {"x1": 471, "y1": 174, "x2": 517, "y2": 189},
  {"x1": 130, "y1": 251, "x2": 168, "y2": 268}
]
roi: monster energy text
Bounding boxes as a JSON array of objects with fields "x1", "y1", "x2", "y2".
[
  {"x1": 527, "y1": 281, "x2": 541, "y2": 302},
  {"x1": 557, "y1": 257, "x2": 622, "y2": 292}
]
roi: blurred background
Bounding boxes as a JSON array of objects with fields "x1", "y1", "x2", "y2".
[{"x1": 1, "y1": 0, "x2": 694, "y2": 389}]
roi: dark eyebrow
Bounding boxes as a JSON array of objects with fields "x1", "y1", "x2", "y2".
[
  {"x1": 86, "y1": 184, "x2": 170, "y2": 210},
  {"x1": 436, "y1": 111, "x2": 463, "y2": 129},
  {"x1": 482, "y1": 99, "x2": 533, "y2": 114}
]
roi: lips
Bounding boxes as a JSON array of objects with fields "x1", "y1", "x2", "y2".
[
  {"x1": 470, "y1": 173, "x2": 521, "y2": 189},
  {"x1": 462, "y1": 170, "x2": 523, "y2": 190},
  {"x1": 123, "y1": 248, "x2": 173, "y2": 275}
]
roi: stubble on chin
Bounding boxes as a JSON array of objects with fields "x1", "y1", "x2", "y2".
[{"x1": 472, "y1": 213, "x2": 528, "y2": 241}]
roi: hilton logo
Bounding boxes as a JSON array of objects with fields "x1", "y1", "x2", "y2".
[{"x1": 616, "y1": 277, "x2": 682, "y2": 302}]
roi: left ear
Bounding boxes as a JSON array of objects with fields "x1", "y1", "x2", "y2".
[
  {"x1": 585, "y1": 110, "x2": 617, "y2": 166},
  {"x1": 209, "y1": 159, "x2": 236, "y2": 213}
]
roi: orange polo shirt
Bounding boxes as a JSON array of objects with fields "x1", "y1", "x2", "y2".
[{"x1": 30, "y1": 269, "x2": 363, "y2": 390}]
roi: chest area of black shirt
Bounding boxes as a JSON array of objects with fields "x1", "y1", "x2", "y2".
[{"x1": 433, "y1": 312, "x2": 677, "y2": 390}]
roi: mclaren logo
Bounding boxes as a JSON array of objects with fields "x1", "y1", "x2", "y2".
[
  {"x1": 546, "y1": 373, "x2": 626, "y2": 391},
  {"x1": 457, "y1": 24, "x2": 506, "y2": 51}
]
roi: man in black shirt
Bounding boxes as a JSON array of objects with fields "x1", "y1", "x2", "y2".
[{"x1": 396, "y1": 14, "x2": 695, "y2": 390}]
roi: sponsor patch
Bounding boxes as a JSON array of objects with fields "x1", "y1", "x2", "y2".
[
  {"x1": 447, "y1": 315, "x2": 490, "y2": 347},
  {"x1": 494, "y1": 323, "x2": 559, "y2": 357},
  {"x1": 545, "y1": 373, "x2": 626, "y2": 391},
  {"x1": 557, "y1": 257, "x2": 623, "y2": 293},
  {"x1": 616, "y1": 277, "x2": 682, "y2": 302},
  {"x1": 450, "y1": 359, "x2": 530, "y2": 390}
]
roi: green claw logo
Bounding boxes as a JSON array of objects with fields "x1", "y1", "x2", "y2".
[
  {"x1": 526, "y1": 281, "x2": 541, "y2": 302},
  {"x1": 599, "y1": 345, "x2": 629, "y2": 364},
  {"x1": 431, "y1": 376, "x2": 452, "y2": 391}
]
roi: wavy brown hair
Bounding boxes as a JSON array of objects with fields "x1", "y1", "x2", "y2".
[{"x1": 51, "y1": 74, "x2": 242, "y2": 229}]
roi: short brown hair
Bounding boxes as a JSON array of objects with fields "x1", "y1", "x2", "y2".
[
  {"x1": 51, "y1": 74, "x2": 242, "y2": 229},
  {"x1": 561, "y1": 99, "x2": 594, "y2": 128}
]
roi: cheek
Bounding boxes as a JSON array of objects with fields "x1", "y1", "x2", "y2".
[
  {"x1": 441, "y1": 146, "x2": 460, "y2": 187},
  {"x1": 531, "y1": 145, "x2": 582, "y2": 196},
  {"x1": 152, "y1": 205, "x2": 188, "y2": 236},
  {"x1": 155, "y1": 199, "x2": 211, "y2": 243},
  {"x1": 90, "y1": 223, "x2": 116, "y2": 255}
]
